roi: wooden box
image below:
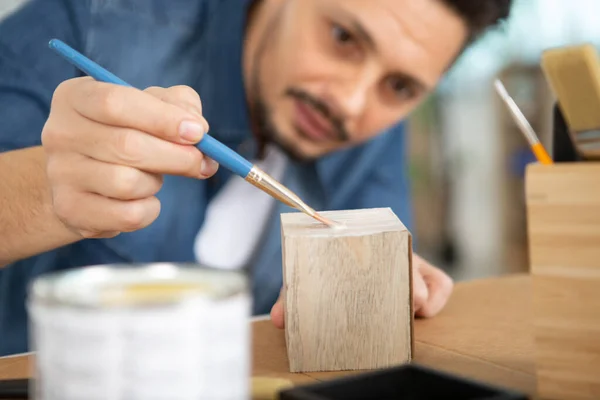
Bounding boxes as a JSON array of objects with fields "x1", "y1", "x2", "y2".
[
  {"x1": 280, "y1": 208, "x2": 413, "y2": 373},
  {"x1": 525, "y1": 163, "x2": 600, "y2": 399}
]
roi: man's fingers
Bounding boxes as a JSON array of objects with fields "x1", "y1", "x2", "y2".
[
  {"x1": 144, "y1": 85, "x2": 207, "y2": 126},
  {"x1": 47, "y1": 153, "x2": 163, "y2": 200},
  {"x1": 143, "y1": 86, "x2": 219, "y2": 172},
  {"x1": 66, "y1": 79, "x2": 207, "y2": 145},
  {"x1": 415, "y1": 263, "x2": 454, "y2": 318},
  {"x1": 412, "y1": 268, "x2": 430, "y2": 316},
  {"x1": 270, "y1": 289, "x2": 285, "y2": 329},
  {"x1": 52, "y1": 190, "x2": 161, "y2": 236},
  {"x1": 48, "y1": 114, "x2": 214, "y2": 179}
]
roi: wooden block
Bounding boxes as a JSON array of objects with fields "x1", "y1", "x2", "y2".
[
  {"x1": 525, "y1": 163, "x2": 600, "y2": 400},
  {"x1": 280, "y1": 208, "x2": 413, "y2": 373}
]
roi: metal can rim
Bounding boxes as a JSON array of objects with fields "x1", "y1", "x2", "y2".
[{"x1": 28, "y1": 263, "x2": 248, "y2": 309}]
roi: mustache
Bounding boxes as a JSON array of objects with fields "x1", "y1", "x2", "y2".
[{"x1": 285, "y1": 88, "x2": 349, "y2": 141}]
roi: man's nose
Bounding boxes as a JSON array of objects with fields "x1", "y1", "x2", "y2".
[{"x1": 328, "y1": 69, "x2": 375, "y2": 120}]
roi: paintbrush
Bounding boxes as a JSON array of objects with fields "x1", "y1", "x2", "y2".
[
  {"x1": 494, "y1": 79, "x2": 553, "y2": 165},
  {"x1": 48, "y1": 39, "x2": 338, "y2": 228},
  {"x1": 540, "y1": 43, "x2": 600, "y2": 160}
]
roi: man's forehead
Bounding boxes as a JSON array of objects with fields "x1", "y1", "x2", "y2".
[{"x1": 315, "y1": 0, "x2": 468, "y2": 87}]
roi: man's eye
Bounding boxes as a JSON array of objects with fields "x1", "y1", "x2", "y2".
[
  {"x1": 331, "y1": 24, "x2": 354, "y2": 45},
  {"x1": 389, "y1": 77, "x2": 417, "y2": 101}
]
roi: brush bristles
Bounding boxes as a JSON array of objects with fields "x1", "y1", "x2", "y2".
[
  {"x1": 541, "y1": 44, "x2": 600, "y2": 133},
  {"x1": 541, "y1": 43, "x2": 600, "y2": 160}
]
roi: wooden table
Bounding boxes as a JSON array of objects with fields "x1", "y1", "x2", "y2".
[{"x1": 0, "y1": 274, "x2": 537, "y2": 397}]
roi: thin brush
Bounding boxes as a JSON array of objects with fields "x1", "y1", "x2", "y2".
[
  {"x1": 494, "y1": 79, "x2": 553, "y2": 165},
  {"x1": 48, "y1": 39, "x2": 338, "y2": 227}
]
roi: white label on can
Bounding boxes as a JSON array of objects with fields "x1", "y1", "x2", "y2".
[{"x1": 30, "y1": 293, "x2": 251, "y2": 400}]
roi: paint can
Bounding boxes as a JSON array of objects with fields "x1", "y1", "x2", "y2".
[{"x1": 27, "y1": 263, "x2": 250, "y2": 400}]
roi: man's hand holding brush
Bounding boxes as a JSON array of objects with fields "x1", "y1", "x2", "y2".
[{"x1": 42, "y1": 78, "x2": 217, "y2": 240}]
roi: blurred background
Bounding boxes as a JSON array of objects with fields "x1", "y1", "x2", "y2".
[
  {"x1": 407, "y1": 0, "x2": 600, "y2": 281},
  {"x1": 2, "y1": 0, "x2": 600, "y2": 282}
]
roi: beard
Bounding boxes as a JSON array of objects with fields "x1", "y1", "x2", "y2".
[
  {"x1": 249, "y1": 89, "x2": 308, "y2": 163},
  {"x1": 248, "y1": 81, "x2": 351, "y2": 163}
]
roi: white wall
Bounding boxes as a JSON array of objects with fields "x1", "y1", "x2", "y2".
[{"x1": 438, "y1": 85, "x2": 504, "y2": 280}]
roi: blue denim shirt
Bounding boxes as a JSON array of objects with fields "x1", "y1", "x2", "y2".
[{"x1": 0, "y1": 0, "x2": 413, "y2": 355}]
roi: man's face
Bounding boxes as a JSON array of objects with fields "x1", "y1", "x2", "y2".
[{"x1": 247, "y1": 0, "x2": 468, "y2": 161}]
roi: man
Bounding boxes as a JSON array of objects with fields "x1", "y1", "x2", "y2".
[{"x1": 0, "y1": 0, "x2": 512, "y2": 355}]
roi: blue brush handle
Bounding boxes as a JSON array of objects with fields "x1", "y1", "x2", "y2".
[{"x1": 48, "y1": 39, "x2": 253, "y2": 178}]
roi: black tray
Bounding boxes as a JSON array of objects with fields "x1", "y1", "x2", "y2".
[
  {"x1": 279, "y1": 363, "x2": 529, "y2": 400},
  {"x1": 0, "y1": 378, "x2": 28, "y2": 399}
]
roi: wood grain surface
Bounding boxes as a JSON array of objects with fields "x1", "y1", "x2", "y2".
[
  {"x1": 280, "y1": 208, "x2": 413, "y2": 372},
  {"x1": 526, "y1": 163, "x2": 600, "y2": 399}
]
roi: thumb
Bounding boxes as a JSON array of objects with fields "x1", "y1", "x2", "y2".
[
  {"x1": 416, "y1": 263, "x2": 454, "y2": 318},
  {"x1": 270, "y1": 289, "x2": 285, "y2": 329},
  {"x1": 412, "y1": 268, "x2": 429, "y2": 317}
]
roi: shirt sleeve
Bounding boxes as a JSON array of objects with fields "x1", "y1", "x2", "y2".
[{"x1": 0, "y1": 0, "x2": 90, "y2": 152}]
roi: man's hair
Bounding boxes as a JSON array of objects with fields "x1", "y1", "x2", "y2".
[{"x1": 441, "y1": 0, "x2": 513, "y2": 43}]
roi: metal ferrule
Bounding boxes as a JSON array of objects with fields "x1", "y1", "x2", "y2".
[{"x1": 245, "y1": 166, "x2": 316, "y2": 216}]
